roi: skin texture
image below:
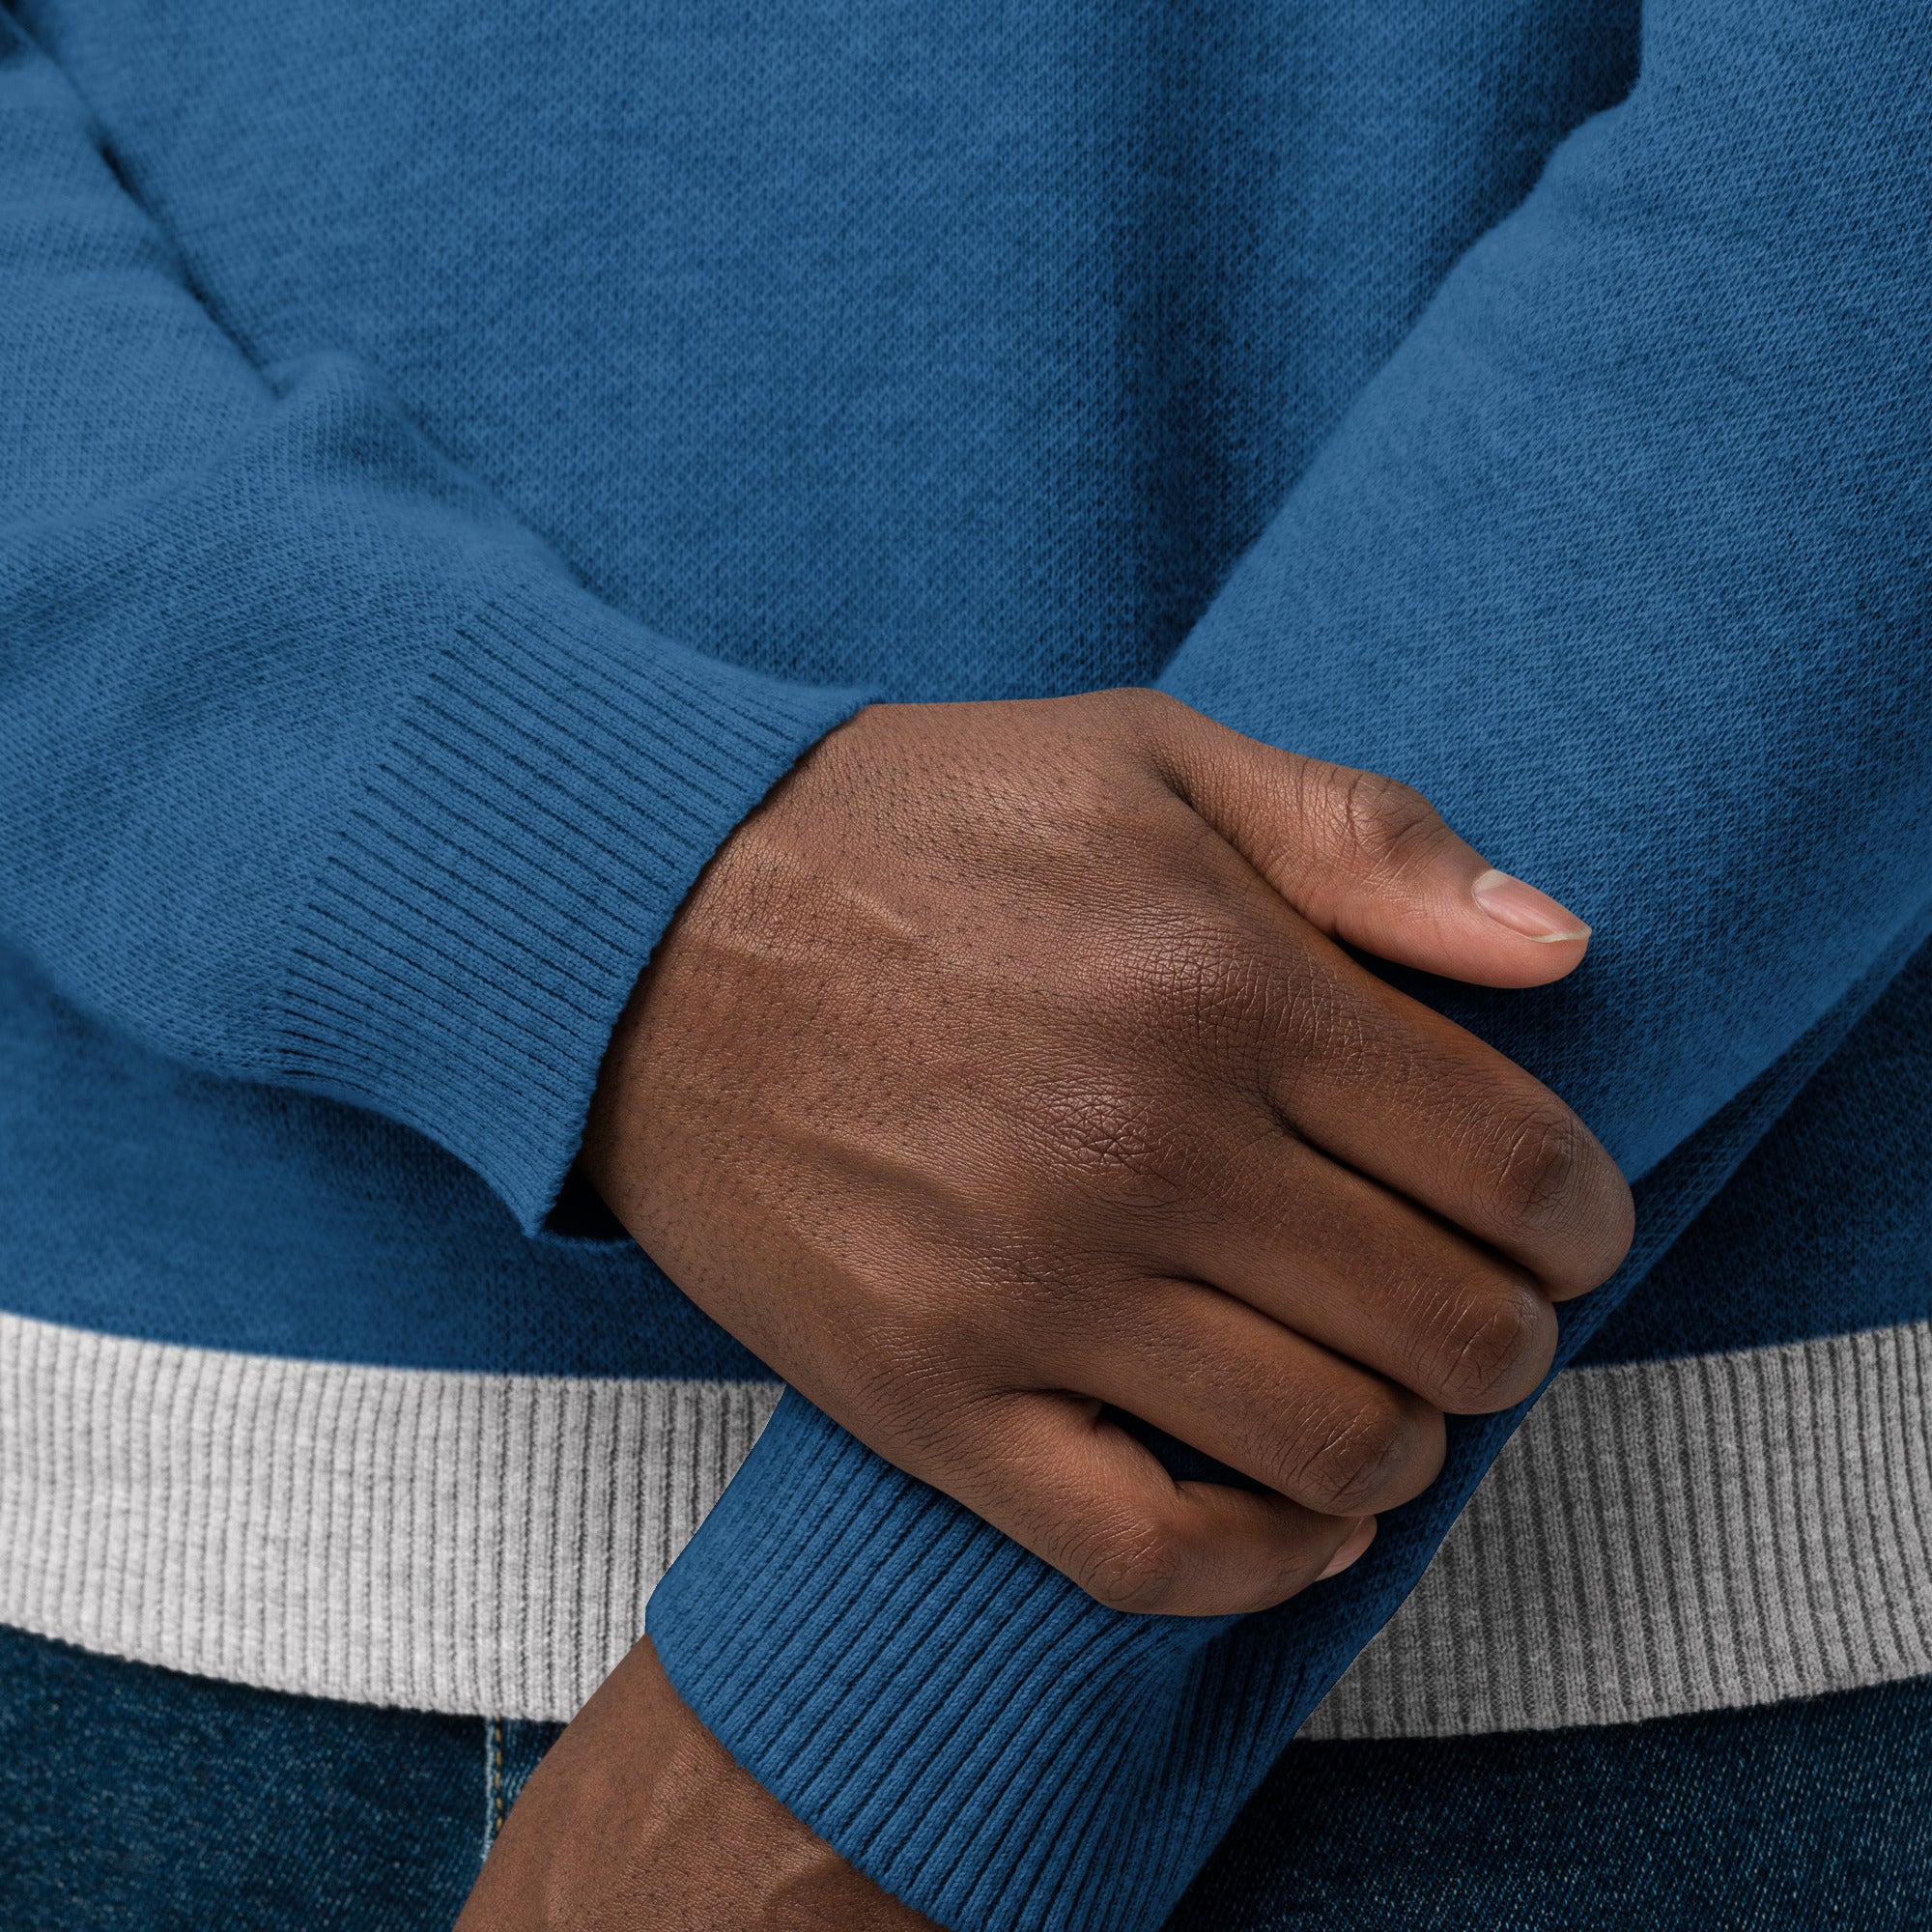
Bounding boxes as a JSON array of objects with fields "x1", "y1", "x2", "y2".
[
  {"x1": 455, "y1": 1636, "x2": 936, "y2": 1932},
  {"x1": 582, "y1": 692, "x2": 1632, "y2": 1614},
  {"x1": 465, "y1": 690, "x2": 1634, "y2": 1929}
]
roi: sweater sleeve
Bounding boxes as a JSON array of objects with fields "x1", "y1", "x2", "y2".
[
  {"x1": 0, "y1": 18, "x2": 869, "y2": 1236},
  {"x1": 646, "y1": 5, "x2": 1932, "y2": 1927}
]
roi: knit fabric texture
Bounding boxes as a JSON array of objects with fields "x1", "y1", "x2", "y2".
[{"x1": 1, "y1": 0, "x2": 1928, "y2": 1927}]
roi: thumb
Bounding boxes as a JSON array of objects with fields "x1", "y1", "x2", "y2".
[{"x1": 1153, "y1": 712, "x2": 1591, "y2": 990}]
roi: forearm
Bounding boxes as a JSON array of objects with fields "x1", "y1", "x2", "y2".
[
  {"x1": 1161, "y1": 0, "x2": 1932, "y2": 1181},
  {"x1": 457, "y1": 1638, "x2": 935, "y2": 1932},
  {"x1": 0, "y1": 16, "x2": 867, "y2": 1232},
  {"x1": 643, "y1": 6, "x2": 1932, "y2": 1925}
]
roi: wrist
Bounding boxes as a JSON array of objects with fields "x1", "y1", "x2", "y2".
[{"x1": 457, "y1": 1636, "x2": 933, "y2": 1932}]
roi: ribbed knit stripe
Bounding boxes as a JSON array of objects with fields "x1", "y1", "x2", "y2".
[
  {"x1": 276, "y1": 575, "x2": 871, "y2": 1235},
  {"x1": 2, "y1": 1312, "x2": 1926, "y2": 1753},
  {"x1": 651, "y1": 1321, "x2": 1932, "y2": 1928},
  {"x1": 0, "y1": 1311, "x2": 778, "y2": 1719},
  {"x1": 1303, "y1": 1318, "x2": 1932, "y2": 1737}
]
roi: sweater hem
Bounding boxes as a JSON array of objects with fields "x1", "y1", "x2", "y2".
[{"x1": 0, "y1": 1309, "x2": 1925, "y2": 1735}]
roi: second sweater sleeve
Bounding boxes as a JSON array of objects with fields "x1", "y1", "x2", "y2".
[
  {"x1": 645, "y1": 4, "x2": 1932, "y2": 1927},
  {"x1": 0, "y1": 20, "x2": 870, "y2": 1236}
]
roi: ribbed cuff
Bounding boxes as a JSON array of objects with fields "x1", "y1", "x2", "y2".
[
  {"x1": 274, "y1": 574, "x2": 871, "y2": 1235},
  {"x1": 647, "y1": 1393, "x2": 1256, "y2": 1932},
  {"x1": 643, "y1": 958, "x2": 1927, "y2": 1931},
  {"x1": 645, "y1": 1381, "x2": 1664, "y2": 1930},
  {"x1": 639, "y1": 791, "x2": 1932, "y2": 1932}
]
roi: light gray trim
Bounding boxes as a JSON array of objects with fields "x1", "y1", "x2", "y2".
[
  {"x1": 0, "y1": 1311, "x2": 777, "y2": 1719},
  {"x1": 1302, "y1": 1319, "x2": 1932, "y2": 1738},
  {"x1": 1, "y1": 1312, "x2": 1926, "y2": 1731}
]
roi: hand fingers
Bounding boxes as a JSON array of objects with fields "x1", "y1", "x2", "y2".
[
  {"x1": 1156, "y1": 1126, "x2": 1560, "y2": 1410},
  {"x1": 1072, "y1": 1281, "x2": 1448, "y2": 1516},
  {"x1": 1243, "y1": 921, "x2": 1634, "y2": 1297},
  {"x1": 948, "y1": 1390, "x2": 1377, "y2": 1617},
  {"x1": 1125, "y1": 700, "x2": 1633, "y2": 1294},
  {"x1": 1143, "y1": 696, "x2": 1592, "y2": 990}
]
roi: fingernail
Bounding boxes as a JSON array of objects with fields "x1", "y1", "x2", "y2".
[
  {"x1": 1471, "y1": 868, "x2": 1591, "y2": 944},
  {"x1": 1317, "y1": 1517, "x2": 1377, "y2": 1581}
]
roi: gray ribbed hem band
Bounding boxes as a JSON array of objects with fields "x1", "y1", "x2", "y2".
[
  {"x1": 1, "y1": 1311, "x2": 1926, "y2": 1731},
  {"x1": 0, "y1": 1312, "x2": 777, "y2": 1719},
  {"x1": 1303, "y1": 1318, "x2": 1932, "y2": 1738}
]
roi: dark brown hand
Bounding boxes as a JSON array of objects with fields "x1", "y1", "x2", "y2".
[{"x1": 583, "y1": 691, "x2": 1632, "y2": 1616}]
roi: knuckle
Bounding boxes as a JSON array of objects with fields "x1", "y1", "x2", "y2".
[
  {"x1": 1279, "y1": 1390, "x2": 1414, "y2": 1514},
  {"x1": 1484, "y1": 1105, "x2": 1589, "y2": 1238},
  {"x1": 977, "y1": 1244, "x2": 1152, "y2": 1360},
  {"x1": 1426, "y1": 1283, "x2": 1551, "y2": 1410},
  {"x1": 1070, "y1": 1515, "x2": 1187, "y2": 1614},
  {"x1": 1122, "y1": 910, "x2": 1278, "y2": 1063},
  {"x1": 1271, "y1": 963, "x2": 1375, "y2": 1088},
  {"x1": 1593, "y1": 1174, "x2": 1638, "y2": 1283},
  {"x1": 1328, "y1": 767, "x2": 1445, "y2": 877}
]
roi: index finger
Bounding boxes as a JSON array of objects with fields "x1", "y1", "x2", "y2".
[{"x1": 1261, "y1": 924, "x2": 1634, "y2": 1299}]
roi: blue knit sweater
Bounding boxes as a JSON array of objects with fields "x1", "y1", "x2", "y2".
[{"x1": 2, "y1": 1, "x2": 1927, "y2": 1927}]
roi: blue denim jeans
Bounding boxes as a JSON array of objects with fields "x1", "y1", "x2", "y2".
[{"x1": 1, "y1": 1624, "x2": 1926, "y2": 1930}]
